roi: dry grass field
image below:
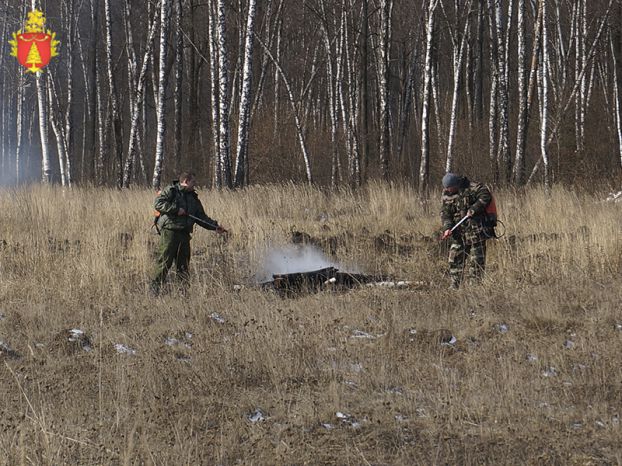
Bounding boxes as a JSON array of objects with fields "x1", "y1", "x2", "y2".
[{"x1": 1, "y1": 183, "x2": 621, "y2": 465}]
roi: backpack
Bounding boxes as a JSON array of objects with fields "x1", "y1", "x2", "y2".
[
  {"x1": 483, "y1": 188, "x2": 499, "y2": 238},
  {"x1": 152, "y1": 190, "x2": 162, "y2": 235}
]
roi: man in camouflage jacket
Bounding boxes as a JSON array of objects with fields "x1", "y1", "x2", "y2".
[
  {"x1": 440, "y1": 173, "x2": 493, "y2": 288},
  {"x1": 150, "y1": 171, "x2": 227, "y2": 295}
]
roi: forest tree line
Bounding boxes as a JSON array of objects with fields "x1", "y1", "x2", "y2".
[{"x1": 1, "y1": 0, "x2": 622, "y2": 194}]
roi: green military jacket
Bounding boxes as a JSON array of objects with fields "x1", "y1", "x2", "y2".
[
  {"x1": 155, "y1": 181, "x2": 219, "y2": 234},
  {"x1": 440, "y1": 177, "x2": 492, "y2": 244}
]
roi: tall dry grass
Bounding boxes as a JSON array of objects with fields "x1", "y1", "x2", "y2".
[{"x1": 0, "y1": 183, "x2": 621, "y2": 465}]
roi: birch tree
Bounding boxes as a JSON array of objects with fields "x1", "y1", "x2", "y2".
[
  {"x1": 122, "y1": 8, "x2": 160, "y2": 188},
  {"x1": 152, "y1": 0, "x2": 173, "y2": 190},
  {"x1": 173, "y1": 0, "x2": 183, "y2": 176},
  {"x1": 104, "y1": 0, "x2": 124, "y2": 187},
  {"x1": 360, "y1": 0, "x2": 369, "y2": 179},
  {"x1": 47, "y1": 73, "x2": 71, "y2": 186},
  {"x1": 234, "y1": 0, "x2": 257, "y2": 188},
  {"x1": 216, "y1": 0, "x2": 232, "y2": 188},
  {"x1": 444, "y1": 0, "x2": 472, "y2": 173},
  {"x1": 378, "y1": 0, "x2": 393, "y2": 180},
  {"x1": 419, "y1": 0, "x2": 438, "y2": 200},
  {"x1": 539, "y1": 0, "x2": 550, "y2": 191},
  {"x1": 610, "y1": 31, "x2": 622, "y2": 169},
  {"x1": 318, "y1": 0, "x2": 342, "y2": 187}
]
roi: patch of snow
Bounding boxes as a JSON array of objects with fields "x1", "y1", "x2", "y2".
[
  {"x1": 394, "y1": 414, "x2": 408, "y2": 422},
  {"x1": 441, "y1": 336, "x2": 457, "y2": 346},
  {"x1": 247, "y1": 408, "x2": 266, "y2": 423},
  {"x1": 497, "y1": 323, "x2": 509, "y2": 333},
  {"x1": 350, "y1": 329, "x2": 383, "y2": 339},
  {"x1": 605, "y1": 191, "x2": 622, "y2": 202},
  {"x1": 68, "y1": 329, "x2": 92, "y2": 352},
  {"x1": 114, "y1": 343, "x2": 136, "y2": 355},
  {"x1": 164, "y1": 336, "x2": 192, "y2": 349},
  {"x1": 563, "y1": 340, "x2": 575, "y2": 349},
  {"x1": 335, "y1": 411, "x2": 361, "y2": 429},
  {"x1": 210, "y1": 312, "x2": 225, "y2": 324},
  {"x1": 386, "y1": 387, "x2": 404, "y2": 396},
  {"x1": 366, "y1": 280, "x2": 412, "y2": 289},
  {"x1": 321, "y1": 423, "x2": 334, "y2": 430},
  {"x1": 0, "y1": 340, "x2": 19, "y2": 358}
]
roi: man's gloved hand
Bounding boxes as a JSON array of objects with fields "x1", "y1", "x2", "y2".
[
  {"x1": 442, "y1": 229, "x2": 452, "y2": 240},
  {"x1": 467, "y1": 209, "x2": 475, "y2": 217},
  {"x1": 178, "y1": 208, "x2": 187, "y2": 216}
]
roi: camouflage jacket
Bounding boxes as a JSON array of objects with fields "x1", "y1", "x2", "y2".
[
  {"x1": 440, "y1": 178, "x2": 492, "y2": 244},
  {"x1": 155, "y1": 181, "x2": 219, "y2": 233}
]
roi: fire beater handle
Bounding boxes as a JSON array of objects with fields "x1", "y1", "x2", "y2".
[
  {"x1": 187, "y1": 213, "x2": 219, "y2": 230},
  {"x1": 450, "y1": 214, "x2": 470, "y2": 233}
]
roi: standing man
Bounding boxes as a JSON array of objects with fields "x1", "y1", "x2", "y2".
[
  {"x1": 440, "y1": 172, "x2": 492, "y2": 289},
  {"x1": 150, "y1": 171, "x2": 227, "y2": 295}
]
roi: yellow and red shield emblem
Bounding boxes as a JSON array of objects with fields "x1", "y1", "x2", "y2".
[
  {"x1": 10, "y1": 10, "x2": 59, "y2": 73},
  {"x1": 16, "y1": 33, "x2": 53, "y2": 72}
]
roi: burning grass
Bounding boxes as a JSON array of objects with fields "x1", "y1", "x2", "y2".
[{"x1": 0, "y1": 183, "x2": 621, "y2": 464}]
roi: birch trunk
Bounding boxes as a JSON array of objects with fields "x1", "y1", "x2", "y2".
[
  {"x1": 104, "y1": 0, "x2": 124, "y2": 187},
  {"x1": 318, "y1": 0, "x2": 340, "y2": 187},
  {"x1": 340, "y1": 6, "x2": 360, "y2": 188},
  {"x1": 487, "y1": 0, "x2": 499, "y2": 182},
  {"x1": 419, "y1": 0, "x2": 438, "y2": 200},
  {"x1": 360, "y1": 0, "x2": 369, "y2": 180},
  {"x1": 15, "y1": 68, "x2": 25, "y2": 184},
  {"x1": 208, "y1": 0, "x2": 220, "y2": 186},
  {"x1": 173, "y1": 0, "x2": 183, "y2": 176},
  {"x1": 495, "y1": 0, "x2": 511, "y2": 183},
  {"x1": 152, "y1": 0, "x2": 173, "y2": 190},
  {"x1": 47, "y1": 74, "x2": 70, "y2": 186},
  {"x1": 0, "y1": 3, "x2": 8, "y2": 177},
  {"x1": 514, "y1": 0, "x2": 542, "y2": 184},
  {"x1": 122, "y1": 11, "x2": 160, "y2": 188},
  {"x1": 610, "y1": 33, "x2": 622, "y2": 170},
  {"x1": 250, "y1": 0, "x2": 275, "y2": 117},
  {"x1": 513, "y1": 0, "x2": 527, "y2": 184},
  {"x1": 378, "y1": 0, "x2": 392, "y2": 180},
  {"x1": 445, "y1": 0, "x2": 472, "y2": 173},
  {"x1": 474, "y1": 0, "x2": 485, "y2": 121},
  {"x1": 63, "y1": 0, "x2": 75, "y2": 186},
  {"x1": 539, "y1": 0, "x2": 550, "y2": 192},
  {"x1": 273, "y1": 9, "x2": 283, "y2": 139},
  {"x1": 234, "y1": 0, "x2": 257, "y2": 188},
  {"x1": 216, "y1": 0, "x2": 232, "y2": 188}
]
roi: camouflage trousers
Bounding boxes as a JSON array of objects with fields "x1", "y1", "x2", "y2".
[
  {"x1": 151, "y1": 229, "x2": 192, "y2": 291},
  {"x1": 448, "y1": 239, "x2": 487, "y2": 288}
]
